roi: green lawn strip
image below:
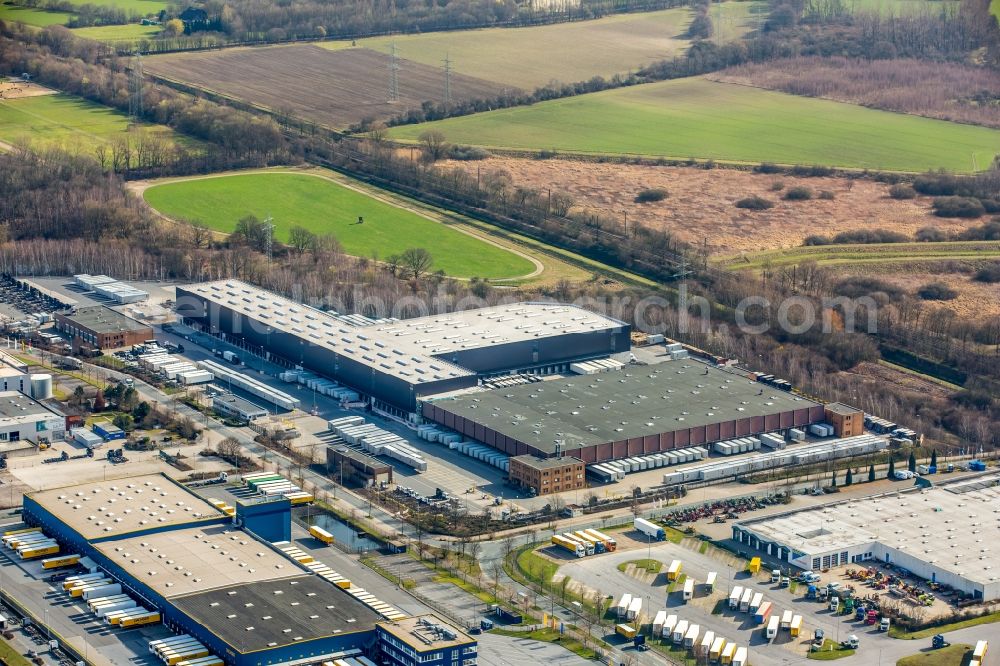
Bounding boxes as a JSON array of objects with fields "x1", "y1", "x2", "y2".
[
  {"x1": 896, "y1": 644, "x2": 972, "y2": 666},
  {"x1": 807, "y1": 639, "x2": 856, "y2": 660},
  {"x1": 142, "y1": 172, "x2": 534, "y2": 279},
  {"x1": 617, "y1": 558, "x2": 662, "y2": 573},
  {"x1": 649, "y1": 638, "x2": 697, "y2": 666},
  {"x1": 0, "y1": 637, "x2": 32, "y2": 666},
  {"x1": 0, "y1": 2, "x2": 73, "y2": 27},
  {"x1": 387, "y1": 78, "x2": 1000, "y2": 172},
  {"x1": 72, "y1": 23, "x2": 162, "y2": 42},
  {"x1": 889, "y1": 610, "x2": 1000, "y2": 639},
  {"x1": 489, "y1": 627, "x2": 598, "y2": 660},
  {"x1": 0, "y1": 93, "x2": 198, "y2": 156},
  {"x1": 714, "y1": 241, "x2": 1000, "y2": 271}
]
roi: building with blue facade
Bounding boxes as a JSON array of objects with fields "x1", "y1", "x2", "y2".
[
  {"x1": 376, "y1": 616, "x2": 477, "y2": 666},
  {"x1": 20, "y1": 473, "x2": 436, "y2": 666}
]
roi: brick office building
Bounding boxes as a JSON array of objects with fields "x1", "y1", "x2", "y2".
[
  {"x1": 54, "y1": 306, "x2": 152, "y2": 350},
  {"x1": 508, "y1": 455, "x2": 586, "y2": 496}
]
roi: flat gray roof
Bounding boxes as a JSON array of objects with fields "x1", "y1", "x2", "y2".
[
  {"x1": 739, "y1": 474, "x2": 1000, "y2": 587},
  {"x1": 824, "y1": 402, "x2": 861, "y2": 416},
  {"x1": 511, "y1": 455, "x2": 583, "y2": 470},
  {"x1": 171, "y1": 575, "x2": 380, "y2": 653},
  {"x1": 27, "y1": 473, "x2": 222, "y2": 540},
  {"x1": 180, "y1": 280, "x2": 626, "y2": 385},
  {"x1": 58, "y1": 306, "x2": 150, "y2": 334},
  {"x1": 429, "y1": 363, "x2": 820, "y2": 453},
  {"x1": 0, "y1": 391, "x2": 58, "y2": 419},
  {"x1": 377, "y1": 615, "x2": 475, "y2": 652}
]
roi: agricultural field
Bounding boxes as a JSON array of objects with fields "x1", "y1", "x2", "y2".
[
  {"x1": 710, "y1": 57, "x2": 1000, "y2": 129},
  {"x1": 387, "y1": 78, "x2": 1000, "y2": 171},
  {"x1": 0, "y1": 2, "x2": 72, "y2": 27},
  {"x1": 143, "y1": 45, "x2": 506, "y2": 129},
  {"x1": 337, "y1": 3, "x2": 763, "y2": 90},
  {"x1": 0, "y1": 92, "x2": 196, "y2": 155},
  {"x1": 141, "y1": 171, "x2": 539, "y2": 280},
  {"x1": 441, "y1": 156, "x2": 975, "y2": 255},
  {"x1": 72, "y1": 22, "x2": 162, "y2": 42},
  {"x1": 58, "y1": 0, "x2": 165, "y2": 13}
]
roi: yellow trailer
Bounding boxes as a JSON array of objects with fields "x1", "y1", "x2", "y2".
[
  {"x1": 166, "y1": 648, "x2": 209, "y2": 665},
  {"x1": 121, "y1": 611, "x2": 161, "y2": 628},
  {"x1": 285, "y1": 492, "x2": 314, "y2": 506},
  {"x1": 3, "y1": 526, "x2": 41, "y2": 537},
  {"x1": 19, "y1": 544, "x2": 59, "y2": 560},
  {"x1": 309, "y1": 525, "x2": 334, "y2": 545},
  {"x1": 615, "y1": 624, "x2": 637, "y2": 639},
  {"x1": 667, "y1": 560, "x2": 683, "y2": 581},
  {"x1": 790, "y1": 615, "x2": 803, "y2": 637},
  {"x1": 42, "y1": 554, "x2": 80, "y2": 569},
  {"x1": 748, "y1": 557, "x2": 761, "y2": 574}
]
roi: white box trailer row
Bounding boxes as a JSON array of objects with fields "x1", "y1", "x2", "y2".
[
  {"x1": 196, "y1": 359, "x2": 300, "y2": 410},
  {"x1": 664, "y1": 435, "x2": 888, "y2": 485},
  {"x1": 283, "y1": 373, "x2": 361, "y2": 403},
  {"x1": 713, "y1": 437, "x2": 763, "y2": 456},
  {"x1": 329, "y1": 419, "x2": 428, "y2": 472},
  {"x1": 588, "y1": 448, "x2": 709, "y2": 481},
  {"x1": 415, "y1": 425, "x2": 510, "y2": 473},
  {"x1": 658, "y1": 616, "x2": 745, "y2": 664}
]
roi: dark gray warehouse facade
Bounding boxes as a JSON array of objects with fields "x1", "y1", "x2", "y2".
[{"x1": 175, "y1": 280, "x2": 630, "y2": 412}]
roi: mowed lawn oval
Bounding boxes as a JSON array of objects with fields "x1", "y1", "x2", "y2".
[
  {"x1": 143, "y1": 173, "x2": 534, "y2": 279},
  {"x1": 387, "y1": 78, "x2": 1000, "y2": 172}
]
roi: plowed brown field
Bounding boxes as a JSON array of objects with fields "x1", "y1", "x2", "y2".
[{"x1": 145, "y1": 45, "x2": 509, "y2": 129}]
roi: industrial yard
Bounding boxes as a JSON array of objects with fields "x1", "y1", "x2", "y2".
[{"x1": 0, "y1": 275, "x2": 995, "y2": 666}]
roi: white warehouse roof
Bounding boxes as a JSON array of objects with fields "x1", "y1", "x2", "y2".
[
  {"x1": 738, "y1": 474, "x2": 1000, "y2": 594},
  {"x1": 179, "y1": 280, "x2": 625, "y2": 386}
]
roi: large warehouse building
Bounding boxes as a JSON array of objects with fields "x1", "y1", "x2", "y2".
[
  {"x1": 733, "y1": 474, "x2": 1000, "y2": 601},
  {"x1": 22, "y1": 473, "x2": 472, "y2": 666},
  {"x1": 422, "y1": 363, "x2": 824, "y2": 463},
  {"x1": 175, "y1": 280, "x2": 629, "y2": 412}
]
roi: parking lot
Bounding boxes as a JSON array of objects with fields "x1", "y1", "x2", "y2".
[{"x1": 546, "y1": 526, "x2": 982, "y2": 666}]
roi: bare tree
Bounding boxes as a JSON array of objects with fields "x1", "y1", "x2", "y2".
[
  {"x1": 288, "y1": 225, "x2": 316, "y2": 253},
  {"x1": 419, "y1": 130, "x2": 449, "y2": 161},
  {"x1": 400, "y1": 247, "x2": 433, "y2": 280},
  {"x1": 217, "y1": 436, "x2": 241, "y2": 461},
  {"x1": 489, "y1": 560, "x2": 504, "y2": 602}
]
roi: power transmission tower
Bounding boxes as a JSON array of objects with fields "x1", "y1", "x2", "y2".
[
  {"x1": 263, "y1": 215, "x2": 275, "y2": 266},
  {"x1": 128, "y1": 51, "x2": 144, "y2": 125},
  {"x1": 388, "y1": 43, "x2": 400, "y2": 103},
  {"x1": 443, "y1": 52, "x2": 452, "y2": 105}
]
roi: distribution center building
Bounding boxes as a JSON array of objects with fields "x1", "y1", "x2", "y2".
[
  {"x1": 175, "y1": 280, "x2": 629, "y2": 412},
  {"x1": 22, "y1": 473, "x2": 474, "y2": 666},
  {"x1": 422, "y1": 363, "x2": 824, "y2": 463},
  {"x1": 733, "y1": 474, "x2": 1000, "y2": 601},
  {"x1": 54, "y1": 306, "x2": 153, "y2": 350}
]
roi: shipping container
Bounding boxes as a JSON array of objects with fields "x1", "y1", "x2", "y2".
[
  {"x1": 615, "y1": 624, "x2": 636, "y2": 639},
  {"x1": 728, "y1": 586, "x2": 743, "y2": 610},
  {"x1": 672, "y1": 620, "x2": 689, "y2": 645},
  {"x1": 668, "y1": 560, "x2": 683, "y2": 581},
  {"x1": 749, "y1": 593, "x2": 764, "y2": 615},
  {"x1": 754, "y1": 601, "x2": 772, "y2": 625},
  {"x1": 790, "y1": 615, "x2": 803, "y2": 637},
  {"x1": 684, "y1": 624, "x2": 700, "y2": 649},
  {"x1": 765, "y1": 616, "x2": 779, "y2": 640},
  {"x1": 683, "y1": 578, "x2": 695, "y2": 601},
  {"x1": 710, "y1": 636, "x2": 726, "y2": 661},
  {"x1": 121, "y1": 611, "x2": 161, "y2": 628},
  {"x1": 973, "y1": 640, "x2": 988, "y2": 661},
  {"x1": 699, "y1": 631, "x2": 714, "y2": 658},
  {"x1": 634, "y1": 517, "x2": 665, "y2": 541},
  {"x1": 662, "y1": 614, "x2": 677, "y2": 638},
  {"x1": 616, "y1": 593, "x2": 632, "y2": 619},
  {"x1": 739, "y1": 588, "x2": 753, "y2": 612},
  {"x1": 704, "y1": 572, "x2": 717, "y2": 592},
  {"x1": 627, "y1": 596, "x2": 642, "y2": 621}
]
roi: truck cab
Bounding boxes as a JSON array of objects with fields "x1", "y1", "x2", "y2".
[
  {"x1": 829, "y1": 597, "x2": 840, "y2": 612},
  {"x1": 842, "y1": 635, "x2": 859, "y2": 650},
  {"x1": 770, "y1": 569, "x2": 781, "y2": 583},
  {"x1": 879, "y1": 618, "x2": 890, "y2": 632}
]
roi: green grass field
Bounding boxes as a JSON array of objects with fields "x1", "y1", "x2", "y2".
[
  {"x1": 896, "y1": 644, "x2": 972, "y2": 665},
  {"x1": 715, "y1": 241, "x2": 1000, "y2": 270},
  {"x1": 72, "y1": 22, "x2": 162, "y2": 41},
  {"x1": 0, "y1": 2, "x2": 72, "y2": 26},
  {"x1": 387, "y1": 78, "x2": 1000, "y2": 172},
  {"x1": 59, "y1": 0, "x2": 165, "y2": 13},
  {"x1": 991, "y1": 0, "x2": 999, "y2": 19},
  {"x1": 330, "y1": 3, "x2": 761, "y2": 90},
  {"x1": 142, "y1": 173, "x2": 536, "y2": 279},
  {"x1": 0, "y1": 93, "x2": 196, "y2": 155}
]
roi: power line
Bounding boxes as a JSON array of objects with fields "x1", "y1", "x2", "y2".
[
  {"x1": 388, "y1": 43, "x2": 400, "y2": 103},
  {"x1": 127, "y1": 51, "x2": 143, "y2": 125},
  {"x1": 443, "y1": 52, "x2": 452, "y2": 106}
]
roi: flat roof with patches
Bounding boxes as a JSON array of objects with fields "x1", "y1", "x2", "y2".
[
  {"x1": 170, "y1": 576, "x2": 380, "y2": 654},
  {"x1": 26, "y1": 474, "x2": 222, "y2": 540}
]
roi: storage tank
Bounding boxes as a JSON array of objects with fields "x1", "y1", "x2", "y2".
[{"x1": 30, "y1": 374, "x2": 52, "y2": 400}]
